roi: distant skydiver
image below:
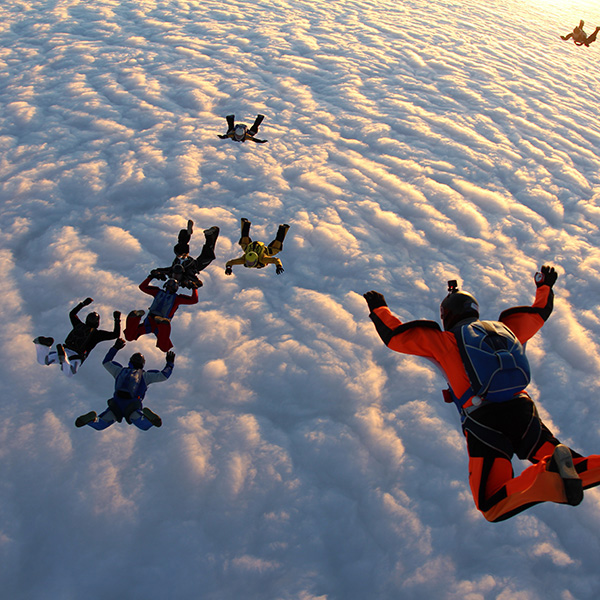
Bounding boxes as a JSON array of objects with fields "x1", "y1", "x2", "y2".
[
  {"x1": 364, "y1": 266, "x2": 600, "y2": 523},
  {"x1": 33, "y1": 297, "x2": 120, "y2": 377},
  {"x1": 150, "y1": 219, "x2": 220, "y2": 289},
  {"x1": 124, "y1": 276, "x2": 198, "y2": 352},
  {"x1": 225, "y1": 218, "x2": 289, "y2": 275},
  {"x1": 218, "y1": 114, "x2": 268, "y2": 143},
  {"x1": 561, "y1": 20, "x2": 600, "y2": 46},
  {"x1": 75, "y1": 338, "x2": 174, "y2": 430}
]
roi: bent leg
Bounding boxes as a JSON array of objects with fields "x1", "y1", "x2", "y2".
[
  {"x1": 469, "y1": 445, "x2": 568, "y2": 523},
  {"x1": 586, "y1": 27, "x2": 600, "y2": 45},
  {"x1": 249, "y1": 114, "x2": 264, "y2": 135},
  {"x1": 154, "y1": 322, "x2": 173, "y2": 352},
  {"x1": 194, "y1": 227, "x2": 220, "y2": 272},
  {"x1": 87, "y1": 409, "x2": 116, "y2": 431},
  {"x1": 124, "y1": 314, "x2": 146, "y2": 342},
  {"x1": 34, "y1": 342, "x2": 54, "y2": 366}
]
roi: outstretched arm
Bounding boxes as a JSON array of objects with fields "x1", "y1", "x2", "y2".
[
  {"x1": 144, "y1": 351, "x2": 175, "y2": 384},
  {"x1": 102, "y1": 339, "x2": 126, "y2": 377},
  {"x1": 499, "y1": 266, "x2": 556, "y2": 343},
  {"x1": 69, "y1": 297, "x2": 93, "y2": 326}
]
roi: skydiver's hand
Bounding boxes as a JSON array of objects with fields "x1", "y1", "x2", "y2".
[
  {"x1": 535, "y1": 265, "x2": 557, "y2": 288},
  {"x1": 363, "y1": 291, "x2": 387, "y2": 311},
  {"x1": 82, "y1": 297, "x2": 93, "y2": 306},
  {"x1": 225, "y1": 265, "x2": 233, "y2": 276},
  {"x1": 113, "y1": 311, "x2": 121, "y2": 320},
  {"x1": 276, "y1": 265, "x2": 284, "y2": 275},
  {"x1": 114, "y1": 338, "x2": 126, "y2": 350},
  {"x1": 166, "y1": 351, "x2": 176, "y2": 365}
]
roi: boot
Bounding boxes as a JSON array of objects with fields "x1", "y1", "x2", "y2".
[
  {"x1": 548, "y1": 444, "x2": 583, "y2": 506},
  {"x1": 142, "y1": 407, "x2": 162, "y2": 428},
  {"x1": 33, "y1": 336, "x2": 54, "y2": 347},
  {"x1": 276, "y1": 223, "x2": 290, "y2": 243},
  {"x1": 241, "y1": 218, "x2": 251, "y2": 239},
  {"x1": 75, "y1": 411, "x2": 97, "y2": 428}
]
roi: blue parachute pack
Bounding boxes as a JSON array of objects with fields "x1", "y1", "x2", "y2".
[{"x1": 451, "y1": 320, "x2": 531, "y2": 410}]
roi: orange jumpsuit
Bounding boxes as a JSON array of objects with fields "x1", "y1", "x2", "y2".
[{"x1": 369, "y1": 283, "x2": 600, "y2": 522}]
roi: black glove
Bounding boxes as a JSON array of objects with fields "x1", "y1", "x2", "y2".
[
  {"x1": 276, "y1": 265, "x2": 284, "y2": 275},
  {"x1": 113, "y1": 311, "x2": 121, "y2": 320},
  {"x1": 166, "y1": 351, "x2": 176, "y2": 365},
  {"x1": 114, "y1": 338, "x2": 126, "y2": 350},
  {"x1": 82, "y1": 297, "x2": 93, "y2": 306},
  {"x1": 225, "y1": 265, "x2": 233, "y2": 276},
  {"x1": 535, "y1": 265, "x2": 557, "y2": 288},
  {"x1": 363, "y1": 290, "x2": 387, "y2": 312}
]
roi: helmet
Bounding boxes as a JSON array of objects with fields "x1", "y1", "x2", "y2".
[
  {"x1": 164, "y1": 279, "x2": 179, "y2": 293},
  {"x1": 129, "y1": 353, "x2": 145, "y2": 370},
  {"x1": 233, "y1": 124, "x2": 246, "y2": 140},
  {"x1": 440, "y1": 280, "x2": 479, "y2": 330},
  {"x1": 85, "y1": 312, "x2": 100, "y2": 328},
  {"x1": 244, "y1": 251, "x2": 259, "y2": 267}
]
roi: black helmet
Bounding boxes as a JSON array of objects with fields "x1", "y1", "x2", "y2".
[
  {"x1": 440, "y1": 280, "x2": 479, "y2": 330},
  {"x1": 129, "y1": 353, "x2": 145, "y2": 370},
  {"x1": 85, "y1": 312, "x2": 100, "y2": 328},
  {"x1": 164, "y1": 279, "x2": 179, "y2": 293}
]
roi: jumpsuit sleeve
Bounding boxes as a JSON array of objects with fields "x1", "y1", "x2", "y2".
[
  {"x1": 498, "y1": 285, "x2": 553, "y2": 344},
  {"x1": 174, "y1": 288, "x2": 198, "y2": 307},
  {"x1": 143, "y1": 362, "x2": 174, "y2": 385},
  {"x1": 261, "y1": 255, "x2": 283, "y2": 268},
  {"x1": 225, "y1": 256, "x2": 246, "y2": 268},
  {"x1": 139, "y1": 277, "x2": 159, "y2": 298},
  {"x1": 69, "y1": 302, "x2": 85, "y2": 327},
  {"x1": 102, "y1": 346, "x2": 123, "y2": 378}
]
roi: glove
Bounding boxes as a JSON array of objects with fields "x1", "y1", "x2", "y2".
[
  {"x1": 166, "y1": 351, "x2": 176, "y2": 365},
  {"x1": 114, "y1": 338, "x2": 126, "y2": 350},
  {"x1": 535, "y1": 265, "x2": 557, "y2": 288},
  {"x1": 276, "y1": 265, "x2": 284, "y2": 275},
  {"x1": 82, "y1": 297, "x2": 93, "y2": 306},
  {"x1": 225, "y1": 265, "x2": 233, "y2": 276},
  {"x1": 363, "y1": 290, "x2": 387, "y2": 312},
  {"x1": 113, "y1": 311, "x2": 121, "y2": 320}
]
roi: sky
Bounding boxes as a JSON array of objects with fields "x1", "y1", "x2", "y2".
[{"x1": 2, "y1": 0, "x2": 600, "y2": 598}]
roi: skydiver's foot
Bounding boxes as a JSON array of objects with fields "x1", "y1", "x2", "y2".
[
  {"x1": 203, "y1": 226, "x2": 220, "y2": 243},
  {"x1": 75, "y1": 411, "x2": 97, "y2": 428},
  {"x1": 33, "y1": 336, "x2": 54, "y2": 347},
  {"x1": 56, "y1": 344, "x2": 66, "y2": 365},
  {"x1": 547, "y1": 444, "x2": 583, "y2": 506},
  {"x1": 187, "y1": 220, "x2": 194, "y2": 235},
  {"x1": 142, "y1": 407, "x2": 162, "y2": 428},
  {"x1": 128, "y1": 310, "x2": 145, "y2": 319}
]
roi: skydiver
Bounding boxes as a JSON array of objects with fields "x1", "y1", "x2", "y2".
[
  {"x1": 218, "y1": 114, "x2": 268, "y2": 143},
  {"x1": 33, "y1": 297, "x2": 121, "y2": 377},
  {"x1": 561, "y1": 20, "x2": 600, "y2": 46},
  {"x1": 225, "y1": 218, "x2": 289, "y2": 276},
  {"x1": 124, "y1": 276, "x2": 198, "y2": 352},
  {"x1": 364, "y1": 266, "x2": 600, "y2": 523},
  {"x1": 150, "y1": 219, "x2": 220, "y2": 289},
  {"x1": 75, "y1": 338, "x2": 174, "y2": 431}
]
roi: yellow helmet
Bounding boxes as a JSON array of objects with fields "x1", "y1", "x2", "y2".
[{"x1": 244, "y1": 251, "x2": 259, "y2": 267}]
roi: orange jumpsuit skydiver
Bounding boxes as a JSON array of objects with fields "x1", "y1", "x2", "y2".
[{"x1": 366, "y1": 277, "x2": 600, "y2": 522}]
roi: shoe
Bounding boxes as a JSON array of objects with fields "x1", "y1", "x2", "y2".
[
  {"x1": 56, "y1": 344, "x2": 66, "y2": 365},
  {"x1": 128, "y1": 310, "x2": 145, "y2": 319},
  {"x1": 203, "y1": 226, "x2": 220, "y2": 241},
  {"x1": 548, "y1": 444, "x2": 583, "y2": 506},
  {"x1": 33, "y1": 336, "x2": 54, "y2": 347},
  {"x1": 142, "y1": 407, "x2": 162, "y2": 428},
  {"x1": 75, "y1": 411, "x2": 97, "y2": 428},
  {"x1": 187, "y1": 219, "x2": 194, "y2": 235}
]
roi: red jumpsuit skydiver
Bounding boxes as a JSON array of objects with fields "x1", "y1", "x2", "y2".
[{"x1": 366, "y1": 271, "x2": 600, "y2": 522}]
